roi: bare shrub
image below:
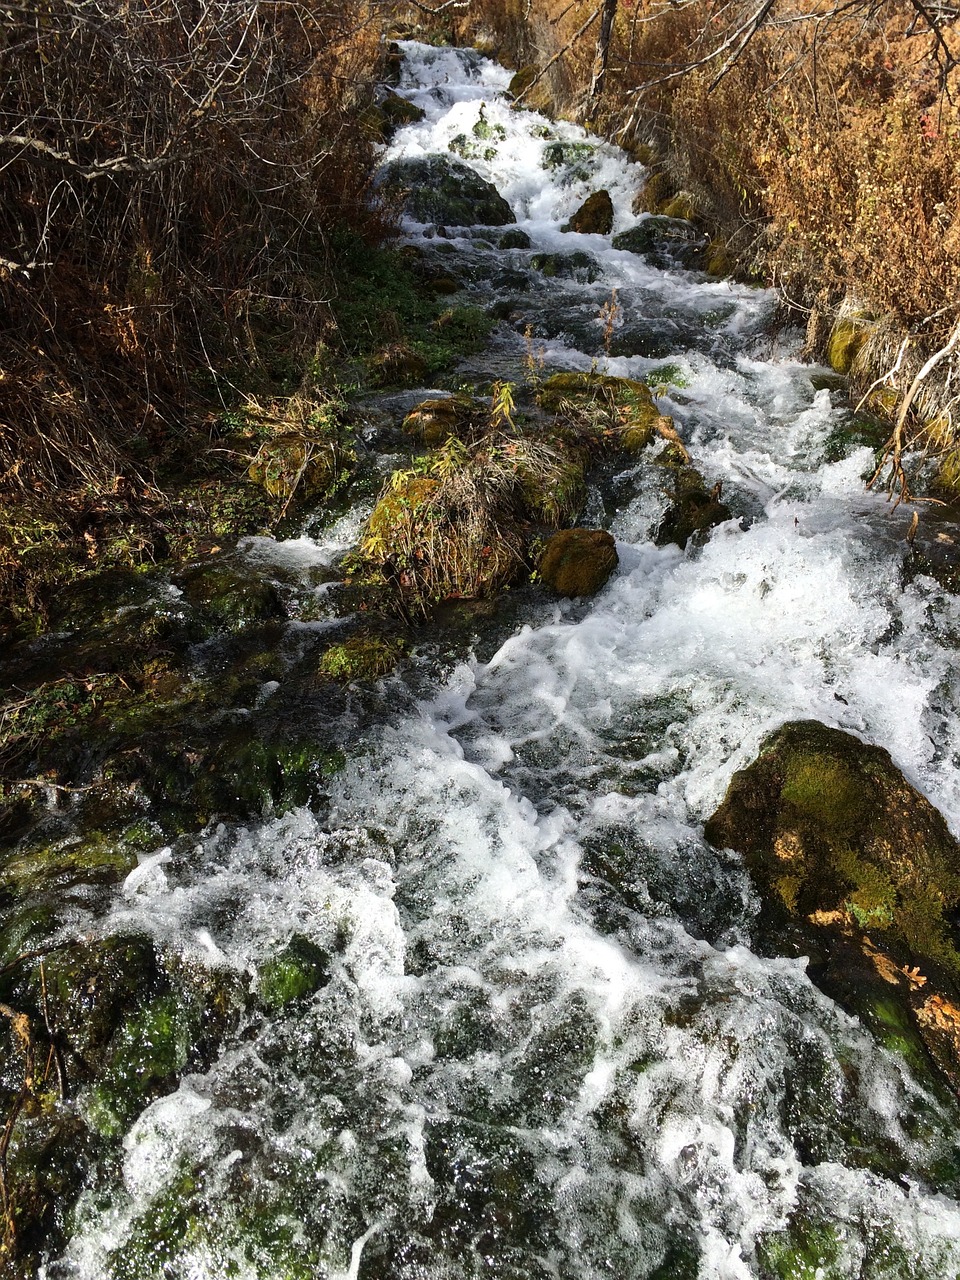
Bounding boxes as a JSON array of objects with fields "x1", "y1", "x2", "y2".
[{"x1": 0, "y1": 0, "x2": 387, "y2": 496}]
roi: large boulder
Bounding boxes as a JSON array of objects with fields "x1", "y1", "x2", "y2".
[
  {"x1": 612, "y1": 216, "x2": 707, "y2": 268},
  {"x1": 378, "y1": 155, "x2": 516, "y2": 227},
  {"x1": 705, "y1": 720, "x2": 960, "y2": 1089},
  {"x1": 539, "y1": 528, "x2": 618, "y2": 597},
  {"x1": 562, "y1": 189, "x2": 614, "y2": 235}
]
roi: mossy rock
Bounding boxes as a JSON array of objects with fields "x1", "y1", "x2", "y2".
[
  {"x1": 317, "y1": 633, "x2": 405, "y2": 681},
  {"x1": 368, "y1": 343, "x2": 428, "y2": 387},
  {"x1": 561, "y1": 189, "x2": 614, "y2": 235},
  {"x1": 538, "y1": 372, "x2": 659, "y2": 444},
  {"x1": 246, "y1": 432, "x2": 343, "y2": 504},
  {"x1": 378, "y1": 155, "x2": 516, "y2": 227},
  {"x1": 175, "y1": 561, "x2": 285, "y2": 630},
  {"x1": 402, "y1": 394, "x2": 476, "y2": 444},
  {"x1": 529, "y1": 251, "x2": 601, "y2": 283},
  {"x1": 499, "y1": 228, "x2": 532, "y2": 250},
  {"x1": 655, "y1": 467, "x2": 730, "y2": 549},
  {"x1": 380, "y1": 90, "x2": 425, "y2": 130},
  {"x1": 704, "y1": 237, "x2": 733, "y2": 278},
  {"x1": 365, "y1": 476, "x2": 439, "y2": 552},
  {"x1": 705, "y1": 720, "x2": 960, "y2": 1090},
  {"x1": 658, "y1": 191, "x2": 698, "y2": 221},
  {"x1": 258, "y1": 934, "x2": 331, "y2": 1009},
  {"x1": 541, "y1": 140, "x2": 598, "y2": 184},
  {"x1": 538, "y1": 528, "x2": 618, "y2": 597},
  {"x1": 508, "y1": 64, "x2": 539, "y2": 98},
  {"x1": 173, "y1": 563, "x2": 281, "y2": 631},
  {"x1": 826, "y1": 314, "x2": 872, "y2": 375},
  {"x1": 612, "y1": 217, "x2": 707, "y2": 269}
]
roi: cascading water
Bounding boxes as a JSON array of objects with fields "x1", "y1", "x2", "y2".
[{"x1": 49, "y1": 41, "x2": 960, "y2": 1279}]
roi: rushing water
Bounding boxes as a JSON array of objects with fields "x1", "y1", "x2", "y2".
[{"x1": 50, "y1": 41, "x2": 960, "y2": 1280}]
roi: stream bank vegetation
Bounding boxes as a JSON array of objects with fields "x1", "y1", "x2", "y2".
[{"x1": 426, "y1": 0, "x2": 960, "y2": 504}]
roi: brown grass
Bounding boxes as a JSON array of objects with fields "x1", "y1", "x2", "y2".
[{"x1": 0, "y1": 1, "x2": 389, "y2": 499}]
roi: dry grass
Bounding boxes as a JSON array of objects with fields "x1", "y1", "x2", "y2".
[{"x1": 0, "y1": 1, "x2": 390, "y2": 499}]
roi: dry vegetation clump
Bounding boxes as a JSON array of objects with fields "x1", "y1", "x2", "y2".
[
  {"x1": 0, "y1": 0, "x2": 390, "y2": 609},
  {"x1": 358, "y1": 387, "x2": 591, "y2": 614}
]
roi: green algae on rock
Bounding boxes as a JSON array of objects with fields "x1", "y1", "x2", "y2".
[
  {"x1": 538, "y1": 528, "x2": 618, "y2": 597},
  {"x1": 377, "y1": 155, "x2": 516, "y2": 227},
  {"x1": 499, "y1": 227, "x2": 532, "y2": 250},
  {"x1": 705, "y1": 719, "x2": 960, "y2": 1089},
  {"x1": 561, "y1": 190, "x2": 614, "y2": 236}
]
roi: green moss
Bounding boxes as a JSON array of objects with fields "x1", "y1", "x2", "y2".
[
  {"x1": 757, "y1": 1218, "x2": 844, "y2": 1280},
  {"x1": 659, "y1": 191, "x2": 697, "y2": 220},
  {"x1": 780, "y1": 752, "x2": 869, "y2": 835},
  {"x1": 508, "y1": 64, "x2": 539, "y2": 98},
  {"x1": 318, "y1": 634, "x2": 405, "y2": 681},
  {"x1": 538, "y1": 528, "x2": 618, "y2": 597},
  {"x1": 86, "y1": 994, "x2": 192, "y2": 1136},
  {"x1": 826, "y1": 316, "x2": 871, "y2": 374},
  {"x1": 258, "y1": 934, "x2": 331, "y2": 1009}
]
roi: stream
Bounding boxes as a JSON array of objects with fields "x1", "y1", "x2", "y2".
[{"x1": 47, "y1": 40, "x2": 960, "y2": 1279}]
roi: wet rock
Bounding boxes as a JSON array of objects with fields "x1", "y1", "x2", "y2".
[
  {"x1": 538, "y1": 528, "x2": 618, "y2": 597},
  {"x1": 317, "y1": 632, "x2": 405, "y2": 682},
  {"x1": 402, "y1": 394, "x2": 476, "y2": 444},
  {"x1": 258, "y1": 934, "x2": 332, "y2": 1009},
  {"x1": 561, "y1": 190, "x2": 614, "y2": 236},
  {"x1": 655, "y1": 466, "x2": 730, "y2": 549},
  {"x1": 499, "y1": 228, "x2": 532, "y2": 250},
  {"x1": 705, "y1": 720, "x2": 960, "y2": 1090},
  {"x1": 380, "y1": 90, "x2": 425, "y2": 130},
  {"x1": 541, "y1": 140, "x2": 599, "y2": 184},
  {"x1": 508, "y1": 64, "x2": 539, "y2": 98},
  {"x1": 529, "y1": 251, "x2": 601, "y2": 283},
  {"x1": 378, "y1": 155, "x2": 516, "y2": 227},
  {"x1": 176, "y1": 561, "x2": 285, "y2": 630},
  {"x1": 612, "y1": 216, "x2": 707, "y2": 269}
]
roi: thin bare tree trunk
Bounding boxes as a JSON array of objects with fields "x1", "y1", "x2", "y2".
[{"x1": 590, "y1": 0, "x2": 617, "y2": 97}]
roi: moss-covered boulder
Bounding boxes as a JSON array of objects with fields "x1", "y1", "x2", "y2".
[
  {"x1": 258, "y1": 934, "x2": 331, "y2": 1009},
  {"x1": 402, "y1": 394, "x2": 476, "y2": 444},
  {"x1": 826, "y1": 307, "x2": 873, "y2": 375},
  {"x1": 655, "y1": 466, "x2": 730, "y2": 549},
  {"x1": 247, "y1": 432, "x2": 344, "y2": 505},
  {"x1": 705, "y1": 720, "x2": 960, "y2": 1089},
  {"x1": 529, "y1": 251, "x2": 601, "y2": 282},
  {"x1": 537, "y1": 372, "x2": 661, "y2": 451},
  {"x1": 176, "y1": 561, "x2": 285, "y2": 630},
  {"x1": 499, "y1": 227, "x2": 532, "y2": 250},
  {"x1": 508, "y1": 64, "x2": 539, "y2": 98},
  {"x1": 538, "y1": 528, "x2": 618, "y2": 597},
  {"x1": 380, "y1": 91, "x2": 425, "y2": 130},
  {"x1": 378, "y1": 155, "x2": 516, "y2": 227},
  {"x1": 317, "y1": 632, "x2": 405, "y2": 682},
  {"x1": 562, "y1": 190, "x2": 614, "y2": 235},
  {"x1": 612, "y1": 216, "x2": 706, "y2": 269}
]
